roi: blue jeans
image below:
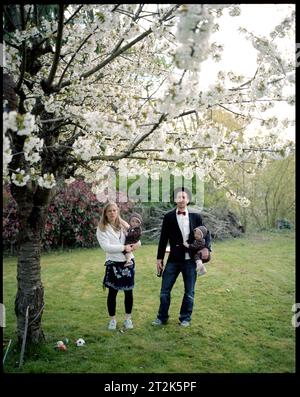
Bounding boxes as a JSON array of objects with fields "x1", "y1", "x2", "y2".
[{"x1": 157, "y1": 260, "x2": 197, "y2": 323}]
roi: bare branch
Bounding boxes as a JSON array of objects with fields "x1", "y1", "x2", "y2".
[
  {"x1": 229, "y1": 67, "x2": 259, "y2": 91},
  {"x1": 38, "y1": 5, "x2": 84, "y2": 48},
  {"x1": 217, "y1": 104, "x2": 251, "y2": 119},
  {"x1": 16, "y1": 5, "x2": 26, "y2": 93},
  {"x1": 3, "y1": 38, "x2": 20, "y2": 50},
  {"x1": 133, "y1": 4, "x2": 145, "y2": 21},
  {"x1": 39, "y1": 117, "x2": 66, "y2": 123},
  {"x1": 56, "y1": 31, "x2": 94, "y2": 88},
  {"x1": 45, "y1": 4, "x2": 65, "y2": 87},
  {"x1": 3, "y1": 6, "x2": 18, "y2": 31},
  {"x1": 174, "y1": 110, "x2": 198, "y2": 119},
  {"x1": 90, "y1": 113, "x2": 167, "y2": 162},
  {"x1": 127, "y1": 156, "x2": 175, "y2": 163},
  {"x1": 111, "y1": 5, "x2": 121, "y2": 13}
]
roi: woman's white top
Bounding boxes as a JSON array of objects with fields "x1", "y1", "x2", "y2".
[{"x1": 96, "y1": 224, "x2": 134, "y2": 262}]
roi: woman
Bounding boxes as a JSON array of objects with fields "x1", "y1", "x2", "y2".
[{"x1": 96, "y1": 202, "x2": 140, "y2": 330}]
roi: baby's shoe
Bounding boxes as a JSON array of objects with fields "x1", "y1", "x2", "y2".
[{"x1": 197, "y1": 265, "x2": 207, "y2": 276}]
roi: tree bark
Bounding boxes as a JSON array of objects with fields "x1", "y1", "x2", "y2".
[{"x1": 12, "y1": 185, "x2": 51, "y2": 344}]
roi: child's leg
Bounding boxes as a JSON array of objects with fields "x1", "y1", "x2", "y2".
[
  {"x1": 194, "y1": 253, "x2": 202, "y2": 272},
  {"x1": 195, "y1": 259, "x2": 207, "y2": 276},
  {"x1": 124, "y1": 252, "x2": 132, "y2": 266}
]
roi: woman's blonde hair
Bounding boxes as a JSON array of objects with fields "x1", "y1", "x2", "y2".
[{"x1": 98, "y1": 201, "x2": 128, "y2": 232}]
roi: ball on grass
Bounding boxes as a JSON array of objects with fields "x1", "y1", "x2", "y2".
[
  {"x1": 75, "y1": 338, "x2": 85, "y2": 346},
  {"x1": 55, "y1": 341, "x2": 67, "y2": 351}
]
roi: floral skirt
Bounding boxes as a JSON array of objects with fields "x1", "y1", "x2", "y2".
[{"x1": 103, "y1": 259, "x2": 135, "y2": 291}]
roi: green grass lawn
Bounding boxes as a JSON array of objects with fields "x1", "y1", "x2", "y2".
[{"x1": 3, "y1": 231, "x2": 295, "y2": 373}]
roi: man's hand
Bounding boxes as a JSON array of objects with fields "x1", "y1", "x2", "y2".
[
  {"x1": 200, "y1": 247, "x2": 209, "y2": 260},
  {"x1": 157, "y1": 259, "x2": 164, "y2": 274},
  {"x1": 183, "y1": 241, "x2": 189, "y2": 248}
]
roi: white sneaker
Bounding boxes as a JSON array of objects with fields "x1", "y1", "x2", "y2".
[
  {"x1": 180, "y1": 320, "x2": 190, "y2": 327},
  {"x1": 124, "y1": 319, "x2": 133, "y2": 329},
  {"x1": 108, "y1": 319, "x2": 117, "y2": 330},
  {"x1": 151, "y1": 318, "x2": 168, "y2": 326},
  {"x1": 124, "y1": 318, "x2": 133, "y2": 329}
]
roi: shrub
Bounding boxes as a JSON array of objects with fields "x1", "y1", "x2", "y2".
[
  {"x1": 3, "y1": 181, "x2": 133, "y2": 252},
  {"x1": 3, "y1": 186, "x2": 20, "y2": 255}
]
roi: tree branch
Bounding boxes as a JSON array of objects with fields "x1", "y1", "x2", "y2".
[
  {"x1": 44, "y1": 4, "x2": 65, "y2": 88},
  {"x1": 38, "y1": 5, "x2": 84, "y2": 48},
  {"x1": 56, "y1": 31, "x2": 94, "y2": 88},
  {"x1": 229, "y1": 67, "x2": 259, "y2": 91},
  {"x1": 60, "y1": 28, "x2": 153, "y2": 88},
  {"x1": 90, "y1": 113, "x2": 167, "y2": 162},
  {"x1": 16, "y1": 5, "x2": 26, "y2": 93},
  {"x1": 59, "y1": 4, "x2": 181, "y2": 89}
]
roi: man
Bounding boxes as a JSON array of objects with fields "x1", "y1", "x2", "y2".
[{"x1": 152, "y1": 187, "x2": 211, "y2": 327}]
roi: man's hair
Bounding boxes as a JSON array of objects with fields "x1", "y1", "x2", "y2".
[{"x1": 173, "y1": 186, "x2": 192, "y2": 203}]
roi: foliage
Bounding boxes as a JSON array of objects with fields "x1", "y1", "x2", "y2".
[
  {"x1": 43, "y1": 179, "x2": 103, "y2": 249},
  {"x1": 226, "y1": 155, "x2": 295, "y2": 230},
  {"x1": 2, "y1": 186, "x2": 20, "y2": 254},
  {"x1": 202, "y1": 154, "x2": 295, "y2": 231},
  {"x1": 2, "y1": 181, "x2": 133, "y2": 252}
]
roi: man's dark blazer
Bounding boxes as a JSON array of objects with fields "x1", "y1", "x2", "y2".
[{"x1": 157, "y1": 208, "x2": 211, "y2": 263}]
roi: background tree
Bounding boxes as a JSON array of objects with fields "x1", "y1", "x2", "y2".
[
  {"x1": 232, "y1": 155, "x2": 295, "y2": 230},
  {"x1": 3, "y1": 4, "x2": 295, "y2": 344}
]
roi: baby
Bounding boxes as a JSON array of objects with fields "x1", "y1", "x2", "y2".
[
  {"x1": 183, "y1": 226, "x2": 208, "y2": 276},
  {"x1": 123, "y1": 212, "x2": 142, "y2": 266}
]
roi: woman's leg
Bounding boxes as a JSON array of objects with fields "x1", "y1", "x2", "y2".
[
  {"x1": 107, "y1": 287, "x2": 118, "y2": 317},
  {"x1": 124, "y1": 289, "x2": 133, "y2": 318},
  {"x1": 123, "y1": 290, "x2": 134, "y2": 329}
]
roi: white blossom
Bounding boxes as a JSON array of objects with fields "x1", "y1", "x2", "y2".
[
  {"x1": 23, "y1": 136, "x2": 44, "y2": 164},
  {"x1": 11, "y1": 169, "x2": 30, "y2": 187},
  {"x1": 3, "y1": 131, "x2": 12, "y2": 175},
  {"x1": 2, "y1": 4, "x2": 295, "y2": 205},
  {"x1": 37, "y1": 173, "x2": 56, "y2": 189}
]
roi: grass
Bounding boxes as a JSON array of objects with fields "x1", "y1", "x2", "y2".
[{"x1": 3, "y1": 230, "x2": 295, "y2": 373}]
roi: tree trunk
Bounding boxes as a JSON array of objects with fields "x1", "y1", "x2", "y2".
[
  {"x1": 4, "y1": 70, "x2": 54, "y2": 345},
  {"x1": 12, "y1": 185, "x2": 51, "y2": 345},
  {"x1": 15, "y1": 234, "x2": 45, "y2": 344}
]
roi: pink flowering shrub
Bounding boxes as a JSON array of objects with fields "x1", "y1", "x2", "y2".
[
  {"x1": 3, "y1": 186, "x2": 20, "y2": 254},
  {"x1": 3, "y1": 181, "x2": 133, "y2": 252}
]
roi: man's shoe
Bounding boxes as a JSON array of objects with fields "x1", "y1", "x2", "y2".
[
  {"x1": 124, "y1": 319, "x2": 134, "y2": 329},
  {"x1": 108, "y1": 319, "x2": 117, "y2": 330},
  {"x1": 180, "y1": 320, "x2": 190, "y2": 327},
  {"x1": 152, "y1": 318, "x2": 165, "y2": 326}
]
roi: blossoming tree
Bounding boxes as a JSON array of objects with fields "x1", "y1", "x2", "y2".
[{"x1": 3, "y1": 4, "x2": 295, "y2": 343}]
